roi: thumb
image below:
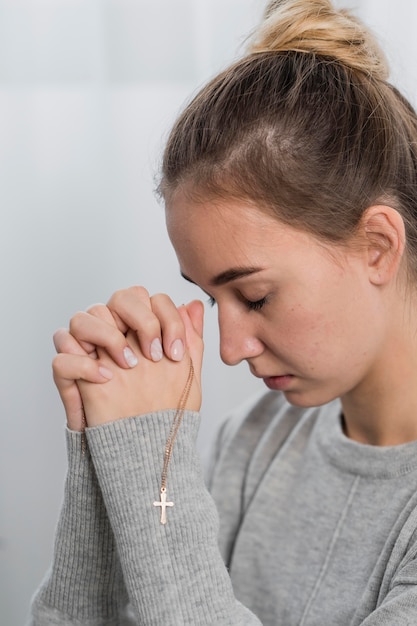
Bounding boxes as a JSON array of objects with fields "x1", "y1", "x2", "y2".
[
  {"x1": 183, "y1": 299, "x2": 204, "y2": 338},
  {"x1": 178, "y1": 301, "x2": 204, "y2": 374}
]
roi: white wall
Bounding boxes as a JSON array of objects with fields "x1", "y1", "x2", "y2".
[{"x1": 1, "y1": 2, "x2": 416, "y2": 624}]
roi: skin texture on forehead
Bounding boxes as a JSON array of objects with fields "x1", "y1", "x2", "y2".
[{"x1": 166, "y1": 190, "x2": 358, "y2": 294}]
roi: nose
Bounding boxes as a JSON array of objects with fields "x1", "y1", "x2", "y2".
[{"x1": 218, "y1": 309, "x2": 264, "y2": 366}]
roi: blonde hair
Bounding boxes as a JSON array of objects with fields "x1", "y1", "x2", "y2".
[
  {"x1": 251, "y1": 0, "x2": 388, "y2": 79},
  {"x1": 160, "y1": 0, "x2": 417, "y2": 276}
]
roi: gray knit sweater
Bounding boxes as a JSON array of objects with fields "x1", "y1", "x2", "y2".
[{"x1": 29, "y1": 391, "x2": 417, "y2": 625}]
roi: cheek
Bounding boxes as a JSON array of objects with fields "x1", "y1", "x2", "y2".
[
  {"x1": 274, "y1": 301, "x2": 329, "y2": 343},
  {"x1": 268, "y1": 302, "x2": 342, "y2": 366},
  {"x1": 288, "y1": 301, "x2": 369, "y2": 374}
]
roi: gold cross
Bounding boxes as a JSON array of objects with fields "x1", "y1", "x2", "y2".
[{"x1": 153, "y1": 488, "x2": 174, "y2": 525}]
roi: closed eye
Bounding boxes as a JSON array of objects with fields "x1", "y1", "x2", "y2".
[
  {"x1": 207, "y1": 295, "x2": 268, "y2": 311},
  {"x1": 246, "y1": 296, "x2": 268, "y2": 311}
]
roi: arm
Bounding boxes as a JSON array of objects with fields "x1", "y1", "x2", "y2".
[
  {"x1": 29, "y1": 315, "x2": 134, "y2": 625},
  {"x1": 85, "y1": 410, "x2": 261, "y2": 625},
  {"x1": 31, "y1": 289, "x2": 262, "y2": 625},
  {"x1": 29, "y1": 430, "x2": 133, "y2": 626},
  {"x1": 353, "y1": 520, "x2": 417, "y2": 626},
  {"x1": 73, "y1": 293, "x2": 262, "y2": 624},
  {"x1": 359, "y1": 587, "x2": 417, "y2": 626}
]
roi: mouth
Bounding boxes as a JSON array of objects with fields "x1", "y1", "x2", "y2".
[{"x1": 262, "y1": 374, "x2": 295, "y2": 391}]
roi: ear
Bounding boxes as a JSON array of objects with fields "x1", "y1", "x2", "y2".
[{"x1": 361, "y1": 205, "x2": 406, "y2": 285}]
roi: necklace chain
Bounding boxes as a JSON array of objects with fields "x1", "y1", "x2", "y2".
[
  {"x1": 154, "y1": 358, "x2": 194, "y2": 524},
  {"x1": 161, "y1": 358, "x2": 194, "y2": 491}
]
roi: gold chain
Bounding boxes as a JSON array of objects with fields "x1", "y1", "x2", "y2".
[{"x1": 154, "y1": 358, "x2": 194, "y2": 524}]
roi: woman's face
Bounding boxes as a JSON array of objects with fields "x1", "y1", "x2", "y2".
[{"x1": 165, "y1": 193, "x2": 385, "y2": 408}]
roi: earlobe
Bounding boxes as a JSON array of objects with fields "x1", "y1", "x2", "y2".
[{"x1": 362, "y1": 205, "x2": 406, "y2": 286}]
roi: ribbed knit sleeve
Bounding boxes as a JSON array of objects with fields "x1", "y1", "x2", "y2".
[
  {"x1": 29, "y1": 429, "x2": 133, "y2": 626},
  {"x1": 86, "y1": 411, "x2": 262, "y2": 626}
]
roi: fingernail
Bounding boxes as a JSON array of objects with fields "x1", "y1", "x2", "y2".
[
  {"x1": 150, "y1": 338, "x2": 163, "y2": 362},
  {"x1": 98, "y1": 366, "x2": 113, "y2": 380},
  {"x1": 170, "y1": 338, "x2": 184, "y2": 361},
  {"x1": 123, "y1": 346, "x2": 138, "y2": 367}
]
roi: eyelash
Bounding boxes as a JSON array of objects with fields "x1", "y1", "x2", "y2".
[
  {"x1": 207, "y1": 295, "x2": 268, "y2": 311},
  {"x1": 247, "y1": 297, "x2": 268, "y2": 311}
]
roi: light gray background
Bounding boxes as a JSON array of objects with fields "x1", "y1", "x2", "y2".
[{"x1": 1, "y1": 1, "x2": 416, "y2": 624}]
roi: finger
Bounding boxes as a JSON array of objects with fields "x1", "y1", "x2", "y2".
[
  {"x1": 107, "y1": 285, "x2": 152, "y2": 332},
  {"x1": 184, "y1": 300, "x2": 204, "y2": 338},
  {"x1": 69, "y1": 311, "x2": 139, "y2": 369},
  {"x1": 84, "y1": 304, "x2": 128, "y2": 359},
  {"x1": 85, "y1": 304, "x2": 122, "y2": 356},
  {"x1": 53, "y1": 353, "x2": 114, "y2": 386},
  {"x1": 53, "y1": 327, "x2": 94, "y2": 357},
  {"x1": 107, "y1": 286, "x2": 164, "y2": 361},
  {"x1": 52, "y1": 353, "x2": 113, "y2": 430},
  {"x1": 55, "y1": 381, "x2": 85, "y2": 431},
  {"x1": 86, "y1": 303, "x2": 119, "y2": 326},
  {"x1": 151, "y1": 293, "x2": 187, "y2": 362},
  {"x1": 108, "y1": 286, "x2": 181, "y2": 362},
  {"x1": 178, "y1": 303, "x2": 204, "y2": 374}
]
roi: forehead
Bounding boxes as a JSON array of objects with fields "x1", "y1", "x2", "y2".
[
  {"x1": 164, "y1": 191, "x2": 330, "y2": 279},
  {"x1": 166, "y1": 192, "x2": 283, "y2": 245}
]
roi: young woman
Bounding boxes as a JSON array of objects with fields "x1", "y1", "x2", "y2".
[{"x1": 29, "y1": 1, "x2": 417, "y2": 624}]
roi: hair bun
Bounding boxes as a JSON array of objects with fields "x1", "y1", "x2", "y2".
[{"x1": 248, "y1": 0, "x2": 389, "y2": 81}]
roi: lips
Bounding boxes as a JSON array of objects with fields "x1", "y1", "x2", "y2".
[{"x1": 262, "y1": 375, "x2": 294, "y2": 391}]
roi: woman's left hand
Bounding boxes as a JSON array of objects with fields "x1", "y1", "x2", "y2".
[{"x1": 77, "y1": 301, "x2": 204, "y2": 427}]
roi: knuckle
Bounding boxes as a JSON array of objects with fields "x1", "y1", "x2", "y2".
[
  {"x1": 109, "y1": 288, "x2": 129, "y2": 309},
  {"x1": 86, "y1": 303, "x2": 107, "y2": 317},
  {"x1": 152, "y1": 292, "x2": 171, "y2": 303},
  {"x1": 137, "y1": 315, "x2": 161, "y2": 337},
  {"x1": 53, "y1": 327, "x2": 68, "y2": 349},
  {"x1": 110, "y1": 285, "x2": 150, "y2": 306},
  {"x1": 69, "y1": 311, "x2": 86, "y2": 334},
  {"x1": 151, "y1": 292, "x2": 176, "y2": 312},
  {"x1": 108, "y1": 289, "x2": 123, "y2": 306},
  {"x1": 52, "y1": 353, "x2": 65, "y2": 375},
  {"x1": 129, "y1": 285, "x2": 150, "y2": 301}
]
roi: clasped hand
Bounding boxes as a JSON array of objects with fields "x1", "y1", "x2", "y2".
[{"x1": 52, "y1": 286, "x2": 204, "y2": 430}]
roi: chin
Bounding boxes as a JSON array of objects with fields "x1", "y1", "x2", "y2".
[{"x1": 283, "y1": 388, "x2": 340, "y2": 409}]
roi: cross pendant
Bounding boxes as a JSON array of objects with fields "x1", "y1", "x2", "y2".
[{"x1": 153, "y1": 488, "x2": 174, "y2": 525}]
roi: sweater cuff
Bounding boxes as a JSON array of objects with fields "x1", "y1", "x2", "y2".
[
  {"x1": 30, "y1": 429, "x2": 128, "y2": 623},
  {"x1": 86, "y1": 412, "x2": 248, "y2": 625},
  {"x1": 86, "y1": 411, "x2": 204, "y2": 528}
]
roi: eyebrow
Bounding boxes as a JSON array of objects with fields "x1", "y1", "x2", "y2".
[{"x1": 181, "y1": 266, "x2": 263, "y2": 287}]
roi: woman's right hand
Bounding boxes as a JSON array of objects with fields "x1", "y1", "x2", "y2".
[
  {"x1": 52, "y1": 287, "x2": 204, "y2": 431},
  {"x1": 53, "y1": 303, "x2": 119, "y2": 431}
]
